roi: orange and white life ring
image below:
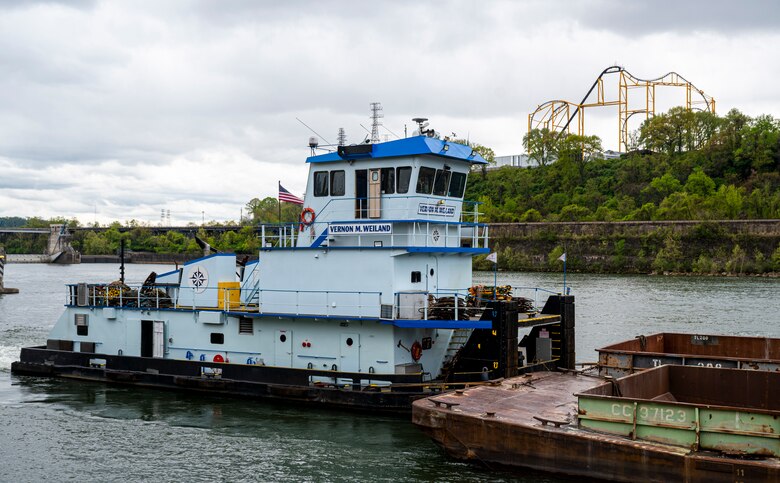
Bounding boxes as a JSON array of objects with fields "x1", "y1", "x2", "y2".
[{"x1": 300, "y1": 207, "x2": 316, "y2": 226}]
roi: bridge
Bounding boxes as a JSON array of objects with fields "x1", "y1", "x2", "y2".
[
  {"x1": 0, "y1": 224, "x2": 80, "y2": 263},
  {"x1": 0, "y1": 224, "x2": 263, "y2": 264}
]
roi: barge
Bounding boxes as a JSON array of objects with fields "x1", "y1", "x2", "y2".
[
  {"x1": 599, "y1": 332, "x2": 780, "y2": 377},
  {"x1": 11, "y1": 119, "x2": 572, "y2": 411},
  {"x1": 412, "y1": 365, "x2": 780, "y2": 482}
]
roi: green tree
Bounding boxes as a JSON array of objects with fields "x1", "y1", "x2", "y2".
[
  {"x1": 523, "y1": 128, "x2": 559, "y2": 166},
  {"x1": 246, "y1": 197, "x2": 301, "y2": 223},
  {"x1": 684, "y1": 167, "x2": 716, "y2": 197}
]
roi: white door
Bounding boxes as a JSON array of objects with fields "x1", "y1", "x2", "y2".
[
  {"x1": 340, "y1": 333, "x2": 360, "y2": 372},
  {"x1": 425, "y1": 263, "x2": 438, "y2": 294},
  {"x1": 152, "y1": 321, "x2": 165, "y2": 358},
  {"x1": 275, "y1": 330, "x2": 293, "y2": 366}
]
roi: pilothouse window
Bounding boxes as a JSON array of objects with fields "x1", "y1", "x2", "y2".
[
  {"x1": 381, "y1": 168, "x2": 395, "y2": 194},
  {"x1": 448, "y1": 172, "x2": 467, "y2": 198},
  {"x1": 416, "y1": 167, "x2": 436, "y2": 194},
  {"x1": 330, "y1": 170, "x2": 345, "y2": 196},
  {"x1": 396, "y1": 167, "x2": 411, "y2": 193},
  {"x1": 313, "y1": 171, "x2": 329, "y2": 197},
  {"x1": 433, "y1": 169, "x2": 451, "y2": 196}
]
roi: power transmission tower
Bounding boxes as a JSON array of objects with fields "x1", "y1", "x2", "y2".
[
  {"x1": 337, "y1": 127, "x2": 347, "y2": 146},
  {"x1": 369, "y1": 102, "x2": 383, "y2": 144}
]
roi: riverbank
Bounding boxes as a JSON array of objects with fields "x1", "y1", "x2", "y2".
[
  {"x1": 482, "y1": 220, "x2": 780, "y2": 275},
  {"x1": 6, "y1": 220, "x2": 780, "y2": 275}
]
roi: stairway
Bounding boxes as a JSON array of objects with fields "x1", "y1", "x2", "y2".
[{"x1": 444, "y1": 328, "x2": 473, "y2": 362}]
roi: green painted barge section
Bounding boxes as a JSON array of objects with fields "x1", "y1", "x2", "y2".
[{"x1": 578, "y1": 365, "x2": 780, "y2": 457}]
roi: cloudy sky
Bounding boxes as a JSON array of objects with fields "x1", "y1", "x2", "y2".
[{"x1": 1, "y1": 0, "x2": 779, "y2": 225}]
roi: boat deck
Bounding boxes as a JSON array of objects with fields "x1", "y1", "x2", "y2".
[{"x1": 412, "y1": 371, "x2": 780, "y2": 482}]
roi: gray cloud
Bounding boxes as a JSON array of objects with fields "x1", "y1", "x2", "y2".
[
  {"x1": 0, "y1": 1, "x2": 778, "y2": 223},
  {"x1": 574, "y1": 0, "x2": 780, "y2": 35}
]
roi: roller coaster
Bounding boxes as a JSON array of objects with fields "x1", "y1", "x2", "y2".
[{"x1": 528, "y1": 66, "x2": 716, "y2": 152}]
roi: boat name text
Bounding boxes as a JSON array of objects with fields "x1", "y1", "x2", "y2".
[
  {"x1": 417, "y1": 203, "x2": 455, "y2": 217},
  {"x1": 329, "y1": 223, "x2": 393, "y2": 235}
]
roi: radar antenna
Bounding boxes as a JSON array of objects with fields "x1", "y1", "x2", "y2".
[{"x1": 412, "y1": 117, "x2": 437, "y2": 137}]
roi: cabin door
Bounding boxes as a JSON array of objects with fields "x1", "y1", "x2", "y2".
[
  {"x1": 141, "y1": 320, "x2": 153, "y2": 357},
  {"x1": 355, "y1": 170, "x2": 368, "y2": 219},
  {"x1": 339, "y1": 333, "x2": 360, "y2": 372},
  {"x1": 141, "y1": 320, "x2": 165, "y2": 358},
  {"x1": 153, "y1": 321, "x2": 165, "y2": 358},
  {"x1": 368, "y1": 168, "x2": 381, "y2": 219},
  {"x1": 425, "y1": 263, "x2": 438, "y2": 294},
  {"x1": 275, "y1": 329, "x2": 293, "y2": 366}
]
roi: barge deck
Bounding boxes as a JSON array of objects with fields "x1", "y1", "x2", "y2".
[{"x1": 412, "y1": 368, "x2": 780, "y2": 482}]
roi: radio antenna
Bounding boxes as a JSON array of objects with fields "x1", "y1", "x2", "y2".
[{"x1": 296, "y1": 117, "x2": 333, "y2": 146}]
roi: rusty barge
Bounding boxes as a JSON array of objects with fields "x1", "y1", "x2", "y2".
[
  {"x1": 412, "y1": 365, "x2": 780, "y2": 482},
  {"x1": 598, "y1": 332, "x2": 780, "y2": 377}
]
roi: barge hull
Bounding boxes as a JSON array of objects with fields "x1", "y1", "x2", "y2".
[
  {"x1": 412, "y1": 372, "x2": 780, "y2": 482},
  {"x1": 12, "y1": 346, "x2": 427, "y2": 412}
]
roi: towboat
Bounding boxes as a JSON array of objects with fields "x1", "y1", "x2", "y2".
[{"x1": 12, "y1": 120, "x2": 574, "y2": 411}]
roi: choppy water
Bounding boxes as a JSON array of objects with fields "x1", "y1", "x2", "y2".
[{"x1": 0, "y1": 264, "x2": 778, "y2": 482}]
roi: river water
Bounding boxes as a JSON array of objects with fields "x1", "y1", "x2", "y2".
[{"x1": 0, "y1": 264, "x2": 778, "y2": 482}]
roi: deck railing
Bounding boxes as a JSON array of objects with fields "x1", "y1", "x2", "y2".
[
  {"x1": 259, "y1": 220, "x2": 488, "y2": 250},
  {"x1": 66, "y1": 283, "x2": 563, "y2": 320},
  {"x1": 257, "y1": 196, "x2": 487, "y2": 249}
]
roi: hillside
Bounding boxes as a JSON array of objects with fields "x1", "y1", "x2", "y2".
[{"x1": 467, "y1": 108, "x2": 780, "y2": 223}]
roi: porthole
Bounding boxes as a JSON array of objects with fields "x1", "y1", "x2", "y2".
[
  {"x1": 280, "y1": 334, "x2": 287, "y2": 343},
  {"x1": 346, "y1": 337, "x2": 354, "y2": 347},
  {"x1": 430, "y1": 268, "x2": 434, "y2": 276}
]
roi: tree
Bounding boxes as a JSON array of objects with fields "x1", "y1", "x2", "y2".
[
  {"x1": 643, "y1": 173, "x2": 682, "y2": 203},
  {"x1": 451, "y1": 139, "x2": 495, "y2": 177},
  {"x1": 523, "y1": 128, "x2": 559, "y2": 166},
  {"x1": 557, "y1": 133, "x2": 603, "y2": 183},
  {"x1": 684, "y1": 167, "x2": 715, "y2": 197},
  {"x1": 639, "y1": 107, "x2": 720, "y2": 155},
  {"x1": 246, "y1": 197, "x2": 301, "y2": 223},
  {"x1": 735, "y1": 114, "x2": 780, "y2": 174}
]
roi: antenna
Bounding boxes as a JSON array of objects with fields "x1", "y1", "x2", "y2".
[
  {"x1": 296, "y1": 117, "x2": 333, "y2": 146},
  {"x1": 370, "y1": 102, "x2": 383, "y2": 144},
  {"x1": 337, "y1": 127, "x2": 347, "y2": 146},
  {"x1": 381, "y1": 125, "x2": 401, "y2": 139}
]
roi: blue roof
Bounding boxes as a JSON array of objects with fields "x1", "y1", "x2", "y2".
[{"x1": 307, "y1": 136, "x2": 488, "y2": 164}]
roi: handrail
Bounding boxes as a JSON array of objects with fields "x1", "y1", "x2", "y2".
[{"x1": 259, "y1": 218, "x2": 490, "y2": 250}]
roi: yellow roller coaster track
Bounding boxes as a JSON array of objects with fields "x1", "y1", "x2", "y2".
[{"x1": 528, "y1": 66, "x2": 716, "y2": 152}]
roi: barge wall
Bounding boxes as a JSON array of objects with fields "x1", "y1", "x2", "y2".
[{"x1": 483, "y1": 219, "x2": 780, "y2": 275}]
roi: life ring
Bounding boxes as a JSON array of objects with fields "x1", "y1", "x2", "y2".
[
  {"x1": 411, "y1": 341, "x2": 423, "y2": 362},
  {"x1": 300, "y1": 207, "x2": 316, "y2": 226}
]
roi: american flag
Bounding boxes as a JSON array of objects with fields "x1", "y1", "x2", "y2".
[{"x1": 278, "y1": 183, "x2": 304, "y2": 205}]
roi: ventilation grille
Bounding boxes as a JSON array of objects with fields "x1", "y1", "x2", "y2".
[
  {"x1": 75, "y1": 313, "x2": 88, "y2": 326},
  {"x1": 239, "y1": 318, "x2": 254, "y2": 335},
  {"x1": 77, "y1": 283, "x2": 88, "y2": 306},
  {"x1": 380, "y1": 304, "x2": 394, "y2": 319}
]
